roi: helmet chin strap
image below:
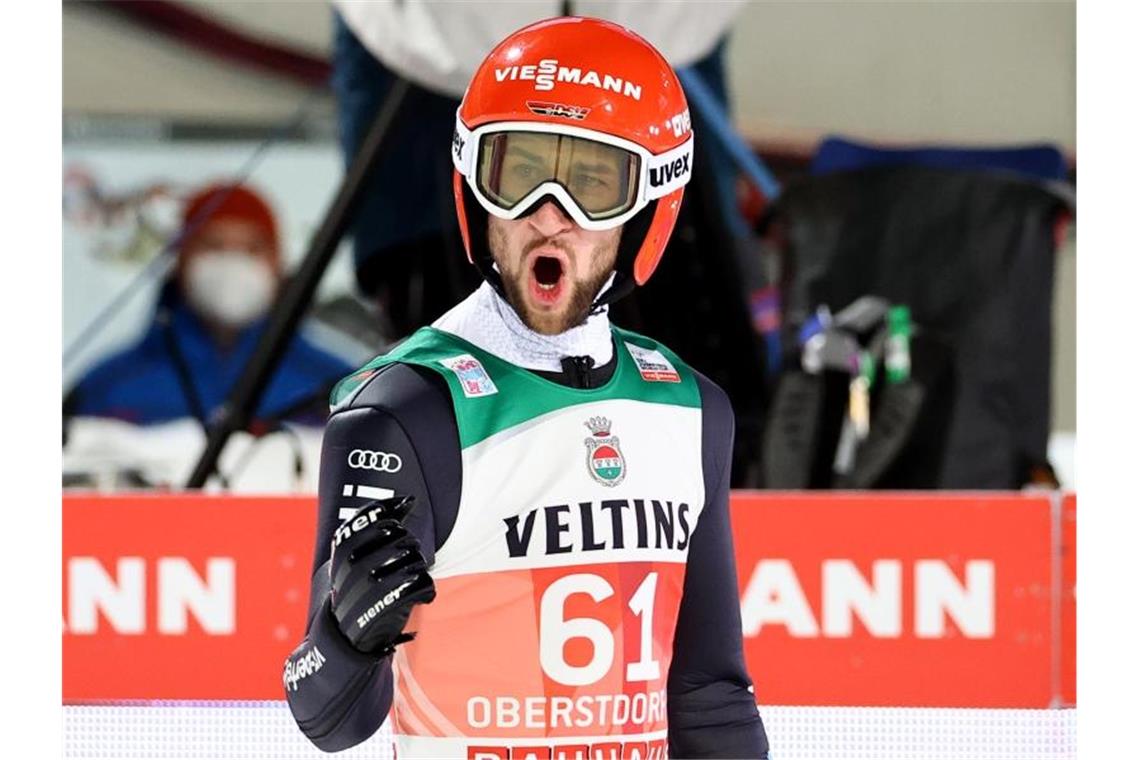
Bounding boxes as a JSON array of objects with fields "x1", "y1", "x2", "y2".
[
  {"x1": 462, "y1": 182, "x2": 507, "y2": 300},
  {"x1": 589, "y1": 273, "x2": 634, "y2": 314}
]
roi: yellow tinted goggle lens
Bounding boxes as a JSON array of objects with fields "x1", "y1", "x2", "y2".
[{"x1": 477, "y1": 132, "x2": 639, "y2": 219}]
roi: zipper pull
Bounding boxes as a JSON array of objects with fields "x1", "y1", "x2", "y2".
[{"x1": 561, "y1": 355, "x2": 596, "y2": 389}]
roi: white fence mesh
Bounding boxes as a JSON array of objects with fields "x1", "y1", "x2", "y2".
[{"x1": 64, "y1": 702, "x2": 1075, "y2": 760}]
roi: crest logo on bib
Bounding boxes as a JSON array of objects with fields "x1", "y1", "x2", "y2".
[{"x1": 584, "y1": 416, "x2": 625, "y2": 487}]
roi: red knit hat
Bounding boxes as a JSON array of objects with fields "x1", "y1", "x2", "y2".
[{"x1": 179, "y1": 183, "x2": 279, "y2": 255}]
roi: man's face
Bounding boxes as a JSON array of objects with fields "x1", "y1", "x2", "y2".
[
  {"x1": 488, "y1": 202, "x2": 620, "y2": 335},
  {"x1": 484, "y1": 131, "x2": 627, "y2": 335}
]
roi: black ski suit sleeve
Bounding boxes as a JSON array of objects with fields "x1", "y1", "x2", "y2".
[
  {"x1": 283, "y1": 363, "x2": 461, "y2": 752},
  {"x1": 667, "y1": 372, "x2": 769, "y2": 759}
]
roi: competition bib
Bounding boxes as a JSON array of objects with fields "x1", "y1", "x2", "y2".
[{"x1": 348, "y1": 328, "x2": 706, "y2": 759}]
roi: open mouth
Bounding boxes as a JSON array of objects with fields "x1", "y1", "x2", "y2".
[
  {"x1": 529, "y1": 254, "x2": 565, "y2": 305},
  {"x1": 534, "y1": 256, "x2": 563, "y2": 290}
]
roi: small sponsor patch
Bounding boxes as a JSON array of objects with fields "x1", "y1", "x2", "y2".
[
  {"x1": 624, "y1": 342, "x2": 681, "y2": 383},
  {"x1": 439, "y1": 354, "x2": 499, "y2": 398},
  {"x1": 526, "y1": 100, "x2": 591, "y2": 120}
]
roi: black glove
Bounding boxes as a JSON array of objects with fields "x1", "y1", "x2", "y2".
[{"x1": 328, "y1": 495, "x2": 436, "y2": 656}]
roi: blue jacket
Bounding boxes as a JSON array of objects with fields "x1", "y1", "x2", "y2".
[{"x1": 69, "y1": 296, "x2": 354, "y2": 427}]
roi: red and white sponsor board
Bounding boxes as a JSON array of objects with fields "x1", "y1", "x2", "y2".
[
  {"x1": 63, "y1": 494, "x2": 314, "y2": 701},
  {"x1": 62, "y1": 492, "x2": 1075, "y2": 707},
  {"x1": 731, "y1": 492, "x2": 1074, "y2": 708}
]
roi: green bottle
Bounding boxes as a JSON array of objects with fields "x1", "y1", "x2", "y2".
[{"x1": 885, "y1": 305, "x2": 912, "y2": 384}]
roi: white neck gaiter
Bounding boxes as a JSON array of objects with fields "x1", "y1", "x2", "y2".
[{"x1": 433, "y1": 281, "x2": 614, "y2": 373}]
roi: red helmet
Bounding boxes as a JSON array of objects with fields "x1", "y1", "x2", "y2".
[{"x1": 452, "y1": 16, "x2": 693, "y2": 305}]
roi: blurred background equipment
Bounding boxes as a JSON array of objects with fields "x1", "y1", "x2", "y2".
[{"x1": 759, "y1": 141, "x2": 1073, "y2": 489}]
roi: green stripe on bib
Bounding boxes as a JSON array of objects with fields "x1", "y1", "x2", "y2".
[{"x1": 332, "y1": 326, "x2": 701, "y2": 449}]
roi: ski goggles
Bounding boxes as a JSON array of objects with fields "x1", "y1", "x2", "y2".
[{"x1": 453, "y1": 118, "x2": 695, "y2": 231}]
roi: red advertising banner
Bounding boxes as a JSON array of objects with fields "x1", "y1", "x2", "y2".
[
  {"x1": 731, "y1": 492, "x2": 1069, "y2": 708},
  {"x1": 1061, "y1": 492, "x2": 1076, "y2": 706},
  {"x1": 63, "y1": 494, "x2": 314, "y2": 701},
  {"x1": 63, "y1": 492, "x2": 1075, "y2": 707}
]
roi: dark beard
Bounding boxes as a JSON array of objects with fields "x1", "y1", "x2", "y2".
[
  {"x1": 499, "y1": 261, "x2": 611, "y2": 334},
  {"x1": 490, "y1": 223, "x2": 617, "y2": 335}
]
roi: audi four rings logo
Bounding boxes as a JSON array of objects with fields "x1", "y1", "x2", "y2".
[{"x1": 347, "y1": 450, "x2": 403, "y2": 472}]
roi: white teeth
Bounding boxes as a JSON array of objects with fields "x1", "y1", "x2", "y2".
[{"x1": 538, "y1": 282, "x2": 556, "y2": 291}]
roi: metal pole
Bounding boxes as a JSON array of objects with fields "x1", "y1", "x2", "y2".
[{"x1": 186, "y1": 78, "x2": 412, "y2": 488}]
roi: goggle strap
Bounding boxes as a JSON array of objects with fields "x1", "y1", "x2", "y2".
[
  {"x1": 452, "y1": 119, "x2": 475, "y2": 175},
  {"x1": 643, "y1": 138, "x2": 695, "y2": 201}
]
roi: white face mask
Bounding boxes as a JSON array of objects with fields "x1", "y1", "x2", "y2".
[{"x1": 184, "y1": 250, "x2": 277, "y2": 329}]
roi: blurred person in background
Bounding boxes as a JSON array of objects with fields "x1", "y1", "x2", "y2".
[{"x1": 65, "y1": 182, "x2": 353, "y2": 427}]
